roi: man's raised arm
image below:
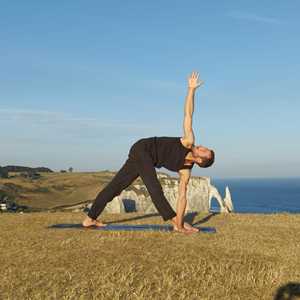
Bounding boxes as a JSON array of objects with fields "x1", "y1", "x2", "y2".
[{"x1": 182, "y1": 71, "x2": 204, "y2": 146}]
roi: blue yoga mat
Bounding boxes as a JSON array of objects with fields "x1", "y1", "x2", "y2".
[{"x1": 48, "y1": 223, "x2": 216, "y2": 233}]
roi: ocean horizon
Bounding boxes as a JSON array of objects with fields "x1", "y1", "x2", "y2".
[{"x1": 210, "y1": 177, "x2": 300, "y2": 214}]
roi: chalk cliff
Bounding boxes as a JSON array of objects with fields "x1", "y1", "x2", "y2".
[{"x1": 91, "y1": 173, "x2": 233, "y2": 214}]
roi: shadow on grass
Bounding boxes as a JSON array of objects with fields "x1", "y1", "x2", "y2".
[
  {"x1": 274, "y1": 282, "x2": 300, "y2": 300},
  {"x1": 184, "y1": 212, "x2": 198, "y2": 225},
  {"x1": 192, "y1": 212, "x2": 219, "y2": 226}
]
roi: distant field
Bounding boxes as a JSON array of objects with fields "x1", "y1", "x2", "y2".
[
  {"x1": 0, "y1": 212, "x2": 299, "y2": 299},
  {"x1": 0, "y1": 171, "x2": 146, "y2": 209}
]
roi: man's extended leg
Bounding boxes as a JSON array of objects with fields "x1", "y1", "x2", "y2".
[
  {"x1": 131, "y1": 150, "x2": 177, "y2": 221},
  {"x1": 87, "y1": 158, "x2": 139, "y2": 220}
]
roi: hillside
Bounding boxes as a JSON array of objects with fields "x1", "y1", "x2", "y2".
[
  {"x1": 0, "y1": 165, "x2": 53, "y2": 173},
  {"x1": 0, "y1": 171, "x2": 154, "y2": 209}
]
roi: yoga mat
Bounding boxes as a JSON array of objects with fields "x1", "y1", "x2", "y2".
[{"x1": 48, "y1": 223, "x2": 216, "y2": 233}]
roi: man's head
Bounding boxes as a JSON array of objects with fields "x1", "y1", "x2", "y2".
[{"x1": 191, "y1": 145, "x2": 215, "y2": 168}]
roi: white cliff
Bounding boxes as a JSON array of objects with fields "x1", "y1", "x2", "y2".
[
  {"x1": 207, "y1": 177, "x2": 230, "y2": 213},
  {"x1": 223, "y1": 186, "x2": 234, "y2": 212},
  {"x1": 98, "y1": 173, "x2": 233, "y2": 214}
]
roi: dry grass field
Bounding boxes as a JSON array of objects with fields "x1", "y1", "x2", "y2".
[
  {"x1": 0, "y1": 211, "x2": 299, "y2": 299},
  {"x1": 0, "y1": 172, "x2": 148, "y2": 209}
]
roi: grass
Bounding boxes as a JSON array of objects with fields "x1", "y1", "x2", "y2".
[
  {"x1": 0, "y1": 172, "x2": 150, "y2": 209},
  {"x1": 0, "y1": 211, "x2": 299, "y2": 299}
]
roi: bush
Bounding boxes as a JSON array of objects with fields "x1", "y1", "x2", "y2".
[{"x1": 0, "y1": 167, "x2": 9, "y2": 178}]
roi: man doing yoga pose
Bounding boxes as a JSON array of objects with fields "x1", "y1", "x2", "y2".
[{"x1": 82, "y1": 71, "x2": 215, "y2": 234}]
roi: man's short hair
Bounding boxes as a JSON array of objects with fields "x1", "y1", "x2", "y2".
[{"x1": 198, "y1": 150, "x2": 215, "y2": 168}]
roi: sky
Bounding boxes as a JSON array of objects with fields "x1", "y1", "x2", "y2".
[{"x1": 0, "y1": 1, "x2": 299, "y2": 178}]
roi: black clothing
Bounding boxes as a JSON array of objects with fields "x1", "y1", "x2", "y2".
[
  {"x1": 87, "y1": 136, "x2": 194, "y2": 221},
  {"x1": 131, "y1": 136, "x2": 194, "y2": 171}
]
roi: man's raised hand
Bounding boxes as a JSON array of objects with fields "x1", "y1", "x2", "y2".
[{"x1": 188, "y1": 71, "x2": 204, "y2": 90}]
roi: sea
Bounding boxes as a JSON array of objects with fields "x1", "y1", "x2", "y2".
[{"x1": 210, "y1": 177, "x2": 300, "y2": 214}]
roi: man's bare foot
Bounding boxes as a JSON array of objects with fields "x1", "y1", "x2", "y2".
[
  {"x1": 82, "y1": 216, "x2": 107, "y2": 228},
  {"x1": 171, "y1": 217, "x2": 194, "y2": 234},
  {"x1": 173, "y1": 226, "x2": 195, "y2": 234},
  {"x1": 183, "y1": 222, "x2": 199, "y2": 233}
]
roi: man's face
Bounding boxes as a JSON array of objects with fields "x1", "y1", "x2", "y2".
[{"x1": 193, "y1": 145, "x2": 211, "y2": 160}]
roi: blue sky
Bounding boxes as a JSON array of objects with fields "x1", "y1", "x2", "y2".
[{"x1": 0, "y1": 1, "x2": 299, "y2": 178}]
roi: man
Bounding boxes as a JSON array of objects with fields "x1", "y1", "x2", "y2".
[{"x1": 82, "y1": 71, "x2": 215, "y2": 234}]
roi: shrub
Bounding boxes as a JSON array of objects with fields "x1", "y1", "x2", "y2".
[{"x1": 0, "y1": 167, "x2": 9, "y2": 179}]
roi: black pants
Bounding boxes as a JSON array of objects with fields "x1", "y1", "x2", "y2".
[{"x1": 87, "y1": 141, "x2": 177, "y2": 221}]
